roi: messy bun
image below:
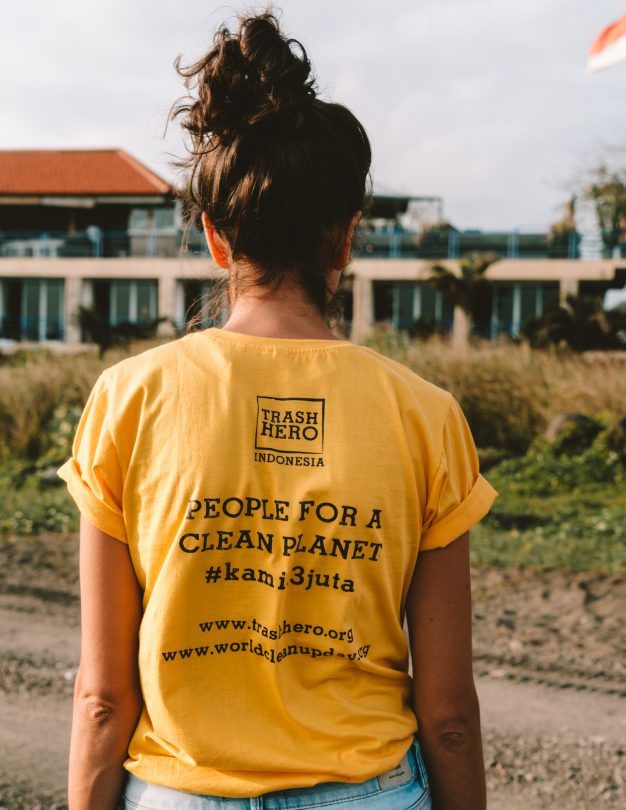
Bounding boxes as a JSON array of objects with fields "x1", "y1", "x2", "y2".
[
  {"x1": 179, "y1": 13, "x2": 317, "y2": 146},
  {"x1": 168, "y1": 8, "x2": 372, "y2": 326}
]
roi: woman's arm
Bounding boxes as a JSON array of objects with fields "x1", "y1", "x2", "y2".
[
  {"x1": 69, "y1": 515, "x2": 144, "y2": 810},
  {"x1": 405, "y1": 530, "x2": 486, "y2": 810}
]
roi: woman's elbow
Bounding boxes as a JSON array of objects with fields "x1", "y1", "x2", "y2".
[
  {"x1": 74, "y1": 692, "x2": 119, "y2": 728},
  {"x1": 416, "y1": 687, "x2": 482, "y2": 749},
  {"x1": 73, "y1": 668, "x2": 141, "y2": 729}
]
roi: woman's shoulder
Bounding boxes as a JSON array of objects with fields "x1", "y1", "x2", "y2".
[
  {"x1": 98, "y1": 333, "x2": 194, "y2": 397},
  {"x1": 350, "y1": 343, "x2": 454, "y2": 408},
  {"x1": 97, "y1": 334, "x2": 455, "y2": 418}
]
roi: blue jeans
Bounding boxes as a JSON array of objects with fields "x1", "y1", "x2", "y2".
[{"x1": 121, "y1": 737, "x2": 432, "y2": 809}]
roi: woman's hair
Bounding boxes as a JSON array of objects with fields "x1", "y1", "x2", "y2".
[{"x1": 167, "y1": 6, "x2": 372, "y2": 329}]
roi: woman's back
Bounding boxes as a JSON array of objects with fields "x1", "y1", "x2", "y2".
[
  {"x1": 58, "y1": 9, "x2": 496, "y2": 808},
  {"x1": 58, "y1": 325, "x2": 496, "y2": 796}
]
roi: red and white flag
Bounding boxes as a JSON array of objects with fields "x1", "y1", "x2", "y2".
[{"x1": 588, "y1": 13, "x2": 626, "y2": 73}]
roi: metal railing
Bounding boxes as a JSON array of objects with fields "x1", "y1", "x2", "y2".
[
  {"x1": 1, "y1": 227, "x2": 621, "y2": 261},
  {"x1": 354, "y1": 229, "x2": 583, "y2": 260},
  {"x1": 0, "y1": 230, "x2": 180, "y2": 259}
]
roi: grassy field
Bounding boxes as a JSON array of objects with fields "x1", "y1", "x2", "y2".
[{"x1": 1, "y1": 332, "x2": 624, "y2": 573}]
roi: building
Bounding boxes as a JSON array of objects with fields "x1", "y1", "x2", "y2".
[
  {"x1": 0, "y1": 149, "x2": 176, "y2": 342},
  {"x1": 349, "y1": 193, "x2": 625, "y2": 340},
  {"x1": 349, "y1": 258, "x2": 626, "y2": 342},
  {"x1": 1, "y1": 151, "x2": 625, "y2": 347}
]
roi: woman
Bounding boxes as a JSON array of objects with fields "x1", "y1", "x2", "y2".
[{"x1": 57, "y1": 9, "x2": 498, "y2": 810}]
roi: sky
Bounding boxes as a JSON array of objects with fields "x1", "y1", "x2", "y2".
[{"x1": 2, "y1": 0, "x2": 626, "y2": 231}]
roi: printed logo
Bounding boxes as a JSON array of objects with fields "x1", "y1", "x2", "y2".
[{"x1": 255, "y1": 396, "x2": 325, "y2": 456}]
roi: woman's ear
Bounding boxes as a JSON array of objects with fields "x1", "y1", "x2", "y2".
[
  {"x1": 337, "y1": 210, "x2": 362, "y2": 269},
  {"x1": 201, "y1": 212, "x2": 231, "y2": 269},
  {"x1": 326, "y1": 211, "x2": 363, "y2": 298}
]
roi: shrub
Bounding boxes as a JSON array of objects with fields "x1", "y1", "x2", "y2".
[{"x1": 365, "y1": 330, "x2": 626, "y2": 454}]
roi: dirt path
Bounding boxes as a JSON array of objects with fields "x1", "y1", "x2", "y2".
[
  {"x1": 477, "y1": 677, "x2": 625, "y2": 744},
  {"x1": 0, "y1": 692, "x2": 72, "y2": 806},
  {"x1": 0, "y1": 533, "x2": 624, "y2": 808}
]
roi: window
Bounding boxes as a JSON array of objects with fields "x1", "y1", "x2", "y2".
[
  {"x1": 128, "y1": 209, "x2": 151, "y2": 230},
  {"x1": 110, "y1": 280, "x2": 158, "y2": 325},
  {"x1": 392, "y1": 282, "x2": 415, "y2": 330},
  {"x1": 20, "y1": 279, "x2": 64, "y2": 341},
  {"x1": 45, "y1": 280, "x2": 64, "y2": 339},
  {"x1": 136, "y1": 281, "x2": 156, "y2": 322},
  {"x1": 520, "y1": 284, "x2": 537, "y2": 325},
  {"x1": 154, "y1": 207, "x2": 175, "y2": 229}
]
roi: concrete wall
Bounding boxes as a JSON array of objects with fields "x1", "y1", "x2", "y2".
[{"x1": 0, "y1": 256, "x2": 622, "y2": 346}]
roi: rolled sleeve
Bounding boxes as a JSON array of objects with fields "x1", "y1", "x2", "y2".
[
  {"x1": 56, "y1": 372, "x2": 128, "y2": 544},
  {"x1": 419, "y1": 396, "x2": 498, "y2": 551}
]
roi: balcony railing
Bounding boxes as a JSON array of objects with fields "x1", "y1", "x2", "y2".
[
  {"x1": 0, "y1": 228, "x2": 621, "y2": 261},
  {"x1": 355, "y1": 229, "x2": 584, "y2": 260},
  {"x1": 0, "y1": 230, "x2": 182, "y2": 259}
]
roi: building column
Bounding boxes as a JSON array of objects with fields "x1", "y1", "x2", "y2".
[
  {"x1": 174, "y1": 279, "x2": 185, "y2": 330},
  {"x1": 559, "y1": 277, "x2": 579, "y2": 305},
  {"x1": 511, "y1": 284, "x2": 521, "y2": 336},
  {"x1": 412, "y1": 284, "x2": 422, "y2": 321},
  {"x1": 350, "y1": 274, "x2": 374, "y2": 344},
  {"x1": 64, "y1": 276, "x2": 82, "y2": 345},
  {"x1": 80, "y1": 278, "x2": 94, "y2": 309},
  {"x1": 157, "y1": 275, "x2": 177, "y2": 336}
]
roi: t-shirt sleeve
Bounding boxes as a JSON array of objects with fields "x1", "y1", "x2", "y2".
[
  {"x1": 419, "y1": 395, "x2": 498, "y2": 551},
  {"x1": 56, "y1": 371, "x2": 128, "y2": 544}
]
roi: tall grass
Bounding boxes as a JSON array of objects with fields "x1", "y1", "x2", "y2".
[
  {"x1": 1, "y1": 332, "x2": 625, "y2": 460},
  {"x1": 366, "y1": 329, "x2": 626, "y2": 453},
  {"x1": 2, "y1": 333, "x2": 625, "y2": 567},
  {"x1": 0, "y1": 339, "x2": 159, "y2": 461}
]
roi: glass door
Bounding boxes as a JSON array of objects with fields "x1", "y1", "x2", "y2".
[
  {"x1": 110, "y1": 280, "x2": 158, "y2": 325},
  {"x1": 20, "y1": 279, "x2": 64, "y2": 341}
]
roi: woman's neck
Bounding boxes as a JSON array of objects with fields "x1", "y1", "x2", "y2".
[{"x1": 220, "y1": 288, "x2": 342, "y2": 340}]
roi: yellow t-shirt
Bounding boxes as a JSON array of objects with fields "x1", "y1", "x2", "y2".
[{"x1": 57, "y1": 327, "x2": 498, "y2": 798}]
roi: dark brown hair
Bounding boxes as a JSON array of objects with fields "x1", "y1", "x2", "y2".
[{"x1": 167, "y1": 6, "x2": 372, "y2": 329}]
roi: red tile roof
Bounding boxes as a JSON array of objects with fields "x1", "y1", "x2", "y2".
[{"x1": 0, "y1": 149, "x2": 171, "y2": 196}]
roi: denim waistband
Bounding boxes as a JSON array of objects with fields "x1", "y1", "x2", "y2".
[{"x1": 122, "y1": 737, "x2": 428, "y2": 809}]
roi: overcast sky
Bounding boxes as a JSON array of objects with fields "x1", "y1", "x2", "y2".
[{"x1": 2, "y1": 0, "x2": 626, "y2": 230}]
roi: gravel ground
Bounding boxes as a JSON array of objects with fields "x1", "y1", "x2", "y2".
[{"x1": 0, "y1": 532, "x2": 624, "y2": 809}]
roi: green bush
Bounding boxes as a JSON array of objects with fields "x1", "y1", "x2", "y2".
[
  {"x1": 37, "y1": 402, "x2": 84, "y2": 468},
  {"x1": 0, "y1": 459, "x2": 74, "y2": 535},
  {"x1": 490, "y1": 417, "x2": 624, "y2": 496},
  {"x1": 472, "y1": 419, "x2": 626, "y2": 572}
]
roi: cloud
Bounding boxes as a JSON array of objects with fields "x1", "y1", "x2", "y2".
[{"x1": 1, "y1": 0, "x2": 625, "y2": 229}]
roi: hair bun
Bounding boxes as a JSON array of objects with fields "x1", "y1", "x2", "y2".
[{"x1": 176, "y1": 11, "x2": 318, "y2": 147}]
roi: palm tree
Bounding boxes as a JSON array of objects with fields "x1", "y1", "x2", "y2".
[
  {"x1": 74, "y1": 305, "x2": 169, "y2": 358},
  {"x1": 426, "y1": 252, "x2": 498, "y2": 348}
]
